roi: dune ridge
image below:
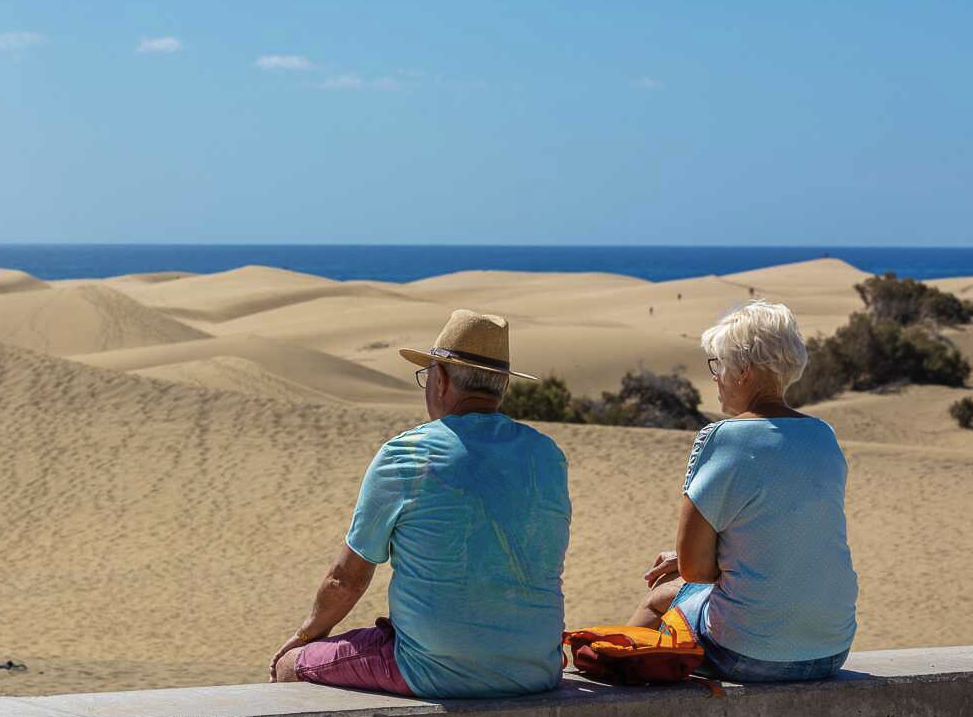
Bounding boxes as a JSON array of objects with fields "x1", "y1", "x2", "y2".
[
  {"x1": 101, "y1": 265, "x2": 418, "y2": 324},
  {"x1": 133, "y1": 356, "x2": 340, "y2": 405},
  {"x1": 0, "y1": 269, "x2": 50, "y2": 294},
  {"x1": 72, "y1": 334, "x2": 414, "y2": 405},
  {"x1": 0, "y1": 284, "x2": 210, "y2": 356}
]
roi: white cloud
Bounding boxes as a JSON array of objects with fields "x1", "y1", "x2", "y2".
[
  {"x1": 395, "y1": 67, "x2": 425, "y2": 79},
  {"x1": 633, "y1": 76, "x2": 663, "y2": 90},
  {"x1": 255, "y1": 54, "x2": 314, "y2": 70},
  {"x1": 0, "y1": 31, "x2": 46, "y2": 51},
  {"x1": 371, "y1": 76, "x2": 401, "y2": 91},
  {"x1": 319, "y1": 74, "x2": 364, "y2": 90},
  {"x1": 318, "y1": 74, "x2": 400, "y2": 91},
  {"x1": 137, "y1": 36, "x2": 182, "y2": 53}
]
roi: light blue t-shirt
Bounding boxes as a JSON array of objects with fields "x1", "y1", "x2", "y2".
[
  {"x1": 683, "y1": 417, "x2": 858, "y2": 662},
  {"x1": 346, "y1": 412, "x2": 571, "y2": 698}
]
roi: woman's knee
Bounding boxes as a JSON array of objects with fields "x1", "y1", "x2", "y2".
[{"x1": 647, "y1": 576, "x2": 684, "y2": 615}]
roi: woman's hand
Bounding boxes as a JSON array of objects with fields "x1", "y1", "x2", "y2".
[
  {"x1": 268, "y1": 633, "x2": 308, "y2": 682},
  {"x1": 644, "y1": 550, "x2": 679, "y2": 587}
]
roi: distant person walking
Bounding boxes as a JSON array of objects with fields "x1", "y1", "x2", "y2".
[
  {"x1": 270, "y1": 310, "x2": 571, "y2": 698},
  {"x1": 628, "y1": 301, "x2": 858, "y2": 682}
]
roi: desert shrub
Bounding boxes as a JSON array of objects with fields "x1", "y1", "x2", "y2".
[
  {"x1": 855, "y1": 273, "x2": 971, "y2": 326},
  {"x1": 900, "y1": 327, "x2": 971, "y2": 387},
  {"x1": 950, "y1": 397, "x2": 973, "y2": 429},
  {"x1": 786, "y1": 314, "x2": 970, "y2": 407},
  {"x1": 571, "y1": 369, "x2": 708, "y2": 430},
  {"x1": 786, "y1": 336, "x2": 849, "y2": 407},
  {"x1": 501, "y1": 376, "x2": 580, "y2": 423},
  {"x1": 502, "y1": 369, "x2": 708, "y2": 430}
]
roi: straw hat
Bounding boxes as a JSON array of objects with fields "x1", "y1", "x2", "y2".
[{"x1": 399, "y1": 309, "x2": 537, "y2": 380}]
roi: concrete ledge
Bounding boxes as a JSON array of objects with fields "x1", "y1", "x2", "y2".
[{"x1": 2, "y1": 646, "x2": 971, "y2": 717}]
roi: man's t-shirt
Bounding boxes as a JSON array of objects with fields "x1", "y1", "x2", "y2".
[
  {"x1": 346, "y1": 412, "x2": 571, "y2": 698},
  {"x1": 683, "y1": 417, "x2": 858, "y2": 662}
]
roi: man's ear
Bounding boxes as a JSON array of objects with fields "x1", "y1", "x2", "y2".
[{"x1": 436, "y1": 363, "x2": 450, "y2": 399}]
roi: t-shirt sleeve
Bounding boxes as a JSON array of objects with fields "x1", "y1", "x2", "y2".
[
  {"x1": 683, "y1": 423, "x2": 755, "y2": 533},
  {"x1": 345, "y1": 442, "x2": 410, "y2": 564}
]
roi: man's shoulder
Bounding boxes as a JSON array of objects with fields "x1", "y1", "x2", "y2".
[
  {"x1": 504, "y1": 416, "x2": 567, "y2": 462},
  {"x1": 381, "y1": 420, "x2": 442, "y2": 451}
]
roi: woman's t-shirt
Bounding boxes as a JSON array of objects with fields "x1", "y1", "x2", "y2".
[{"x1": 683, "y1": 417, "x2": 858, "y2": 662}]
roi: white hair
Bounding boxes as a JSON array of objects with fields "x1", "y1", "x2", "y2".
[
  {"x1": 701, "y1": 300, "x2": 808, "y2": 391},
  {"x1": 440, "y1": 362, "x2": 509, "y2": 399}
]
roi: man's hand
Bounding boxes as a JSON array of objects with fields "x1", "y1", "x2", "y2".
[
  {"x1": 644, "y1": 550, "x2": 679, "y2": 588},
  {"x1": 268, "y1": 633, "x2": 307, "y2": 682}
]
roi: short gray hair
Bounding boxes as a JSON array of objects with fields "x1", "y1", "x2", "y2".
[
  {"x1": 440, "y1": 362, "x2": 509, "y2": 399},
  {"x1": 701, "y1": 300, "x2": 808, "y2": 391}
]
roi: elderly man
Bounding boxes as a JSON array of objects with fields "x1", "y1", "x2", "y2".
[{"x1": 270, "y1": 310, "x2": 571, "y2": 699}]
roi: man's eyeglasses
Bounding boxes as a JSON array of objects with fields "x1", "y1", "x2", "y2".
[
  {"x1": 707, "y1": 358, "x2": 721, "y2": 377},
  {"x1": 415, "y1": 367, "x2": 430, "y2": 389}
]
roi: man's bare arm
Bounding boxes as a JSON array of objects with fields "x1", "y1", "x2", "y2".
[
  {"x1": 300, "y1": 543, "x2": 377, "y2": 639},
  {"x1": 269, "y1": 543, "x2": 377, "y2": 680}
]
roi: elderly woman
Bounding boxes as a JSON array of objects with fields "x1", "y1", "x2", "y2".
[{"x1": 629, "y1": 300, "x2": 858, "y2": 682}]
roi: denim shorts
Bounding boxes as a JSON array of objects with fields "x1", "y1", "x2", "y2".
[{"x1": 670, "y1": 582, "x2": 849, "y2": 683}]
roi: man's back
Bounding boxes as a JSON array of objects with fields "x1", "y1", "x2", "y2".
[{"x1": 346, "y1": 412, "x2": 571, "y2": 698}]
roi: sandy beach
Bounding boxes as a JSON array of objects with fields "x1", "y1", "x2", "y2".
[{"x1": 1, "y1": 258, "x2": 971, "y2": 696}]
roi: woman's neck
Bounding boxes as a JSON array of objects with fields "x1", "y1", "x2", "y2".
[{"x1": 735, "y1": 390, "x2": 804, "y2": 419}]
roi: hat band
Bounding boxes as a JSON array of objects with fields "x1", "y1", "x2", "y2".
[{"x1": 429, "y1": 347, "x2": 510, "y2": 371}]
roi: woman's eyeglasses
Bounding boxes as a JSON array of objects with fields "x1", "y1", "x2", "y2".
[{"x1": 707, "y1": 358, "x2": 721, "y2": 377}]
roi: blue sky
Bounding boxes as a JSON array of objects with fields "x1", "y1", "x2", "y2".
[{"x1": 1, "y1": 1, "x2": 971, "y2": 246}]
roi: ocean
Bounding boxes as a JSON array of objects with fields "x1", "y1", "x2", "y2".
[{"x1": 1, "y1": 244, "x2": 971, "y2": 283}]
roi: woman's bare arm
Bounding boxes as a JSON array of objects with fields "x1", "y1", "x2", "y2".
[{"x1": 676, "y1": 495, "x2": 720, "y2": 583}]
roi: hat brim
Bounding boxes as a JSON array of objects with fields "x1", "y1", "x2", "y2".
[{"x1": 399, "y1": 348, "x2": 537, "y2": 381}]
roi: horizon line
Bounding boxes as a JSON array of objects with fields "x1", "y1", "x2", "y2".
[{"x1": 1, "y1": 242, "x2": 971, "y2": 249}]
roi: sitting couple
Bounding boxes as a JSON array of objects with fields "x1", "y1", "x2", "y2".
[{"x1": 269, "y1": 303, "x2": 858, "y2": 697}]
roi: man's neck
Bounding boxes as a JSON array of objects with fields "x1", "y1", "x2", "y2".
[{"x1": 446, "y1": 394, "x2": 501, "y2": 417}]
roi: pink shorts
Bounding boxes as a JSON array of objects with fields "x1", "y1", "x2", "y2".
[{"x1": 295, "y1": 617, "x2": 413, "y2": 696}]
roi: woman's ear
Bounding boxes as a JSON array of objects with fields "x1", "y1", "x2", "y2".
[{"x1": 739, "y1": 363, "x2": 753, "y2": 385}]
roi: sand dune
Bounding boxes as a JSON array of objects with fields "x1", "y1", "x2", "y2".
[
  {"x1": 103, "y1": 265, "x2": 416, "y2": 324},
  {"x1": 107, "y1": 271, "x2": 198, "y2": 284},
  {"x1": 928, "y1": 276, "x2": 973, "y2": 299},
  {"x1": 808, "y1": 383, "x2": 973, "y2": 450},
  {"x1": 0, "y1": 269, "x2": 50, "y2": 294},
  {"x1": 0, "y1": 284, "x2": 209, "y2": 356},
  {"x1": 72, "y1": 334, "x2": 415, "y2": 405},
  {"x1": 200, "y1": 260, "x2": 869, "y2": 412},
  {"x1": 133, "y1": 356, "x2": 339, "y2": 405},
  {"x1": 1, "y1": 258, "x2": 972, "y2": 698},
  {"x1": 0, "y1": 342, "x2": 970, "y2": 697}
]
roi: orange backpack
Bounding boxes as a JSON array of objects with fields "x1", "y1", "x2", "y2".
[{"x1": 562, "y1": 608, "x2": 705, "y2": 685}]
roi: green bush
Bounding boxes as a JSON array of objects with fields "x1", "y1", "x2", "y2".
[
  {"x1": 901, "y1": 327, "x2": 971, "y2": 387},
  {"x1": 574, "y1": 369, "x2": 708, "y2": 430},
  {"x1": 502, "y1": 370, "x2": 708, "y2": 430},
  {"x1": 855, "y1": 273, "x2": 971, "y2": 326},
  {"x1": 786, "y1": 336, "x2": 848, "y2": 407},
  {"x1": 786, "y1": 313, "x2": 971, "y2": 407},
  {"x1": 501, "y1": 376, "x2": 580, "y2": 423},
  {"x1": 950, "y1": 397, "x2": 973, "y2": 429}
]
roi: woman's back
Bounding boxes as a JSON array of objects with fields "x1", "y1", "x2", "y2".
[{"x1": 684, "y1": 417, "x2": 858, "y2": 662}]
